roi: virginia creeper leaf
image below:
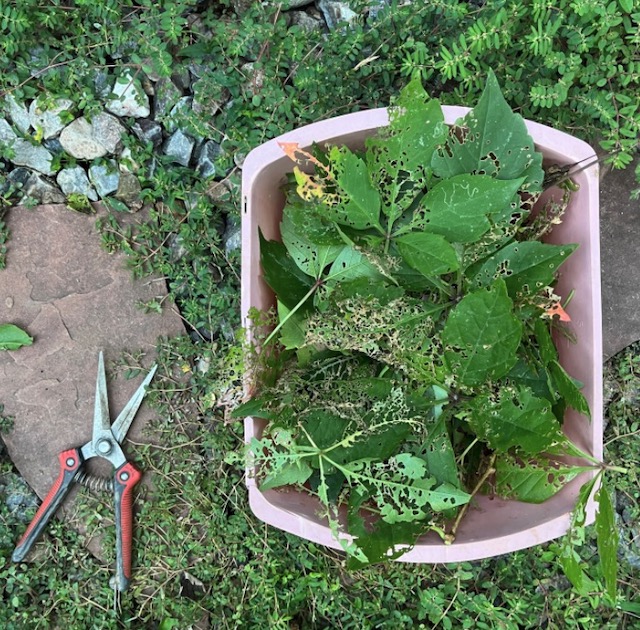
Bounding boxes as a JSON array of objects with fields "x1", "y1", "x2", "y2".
[
  {"x1": 443, "y1": 280, "x2": 522, "y2": 386},
  {"x1": 346, "y1": 489, "x2": 427, "y2": 568},
  {"x1": 507, "y1": 357, "x2": 554, "y2": 402},
  {"x1": 284, "y1": 202, "x2": 345, "y2": 246},
  {"x1": 534, "y1": 318, "x2": 559, "y2": 365},
  {"x1": 325, "y1": 246, "x2": 382, "y2": 283},
  {"x1": 277, "y1": 300, "x2": 306, "y2": 349},
  {"x1": 420, "y1": 422, "x2": 460, "y2": 490}
]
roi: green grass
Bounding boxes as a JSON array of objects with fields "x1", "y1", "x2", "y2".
[{"x1": 1, "y1": 0, "x2": 640, "y2": 627}]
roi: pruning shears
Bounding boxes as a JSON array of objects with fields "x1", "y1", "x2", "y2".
[{"x1": 12, "y1": 352, "x2": 157, "y2": 592}]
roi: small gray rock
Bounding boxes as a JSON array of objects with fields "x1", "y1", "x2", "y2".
[
  {"x1": 3, "y1": 94, "x2": 31, "y2": 134},
  {"x1": 132, "y1": 119, "x2": 164, "y2": 147},
  {"x1": 114, "y1": 171, "x2": 143, "y2": 210},
  {"x1": 317, "y1": 0, "x2": 358, "y2": 29},
  {"x1": 91, "y1": 111, "x2": 126, "y2": 154},
  {"x1": 167, "y1": 233, "x2": 188, "y2": 262},
  {"x1": 284, "y1": 0, "x2": 314, "y2": 7},
  {"x1": 188, "y1": 63, "x2": 206, "y2": 80},
  {"x1": 6, "y1": 167, "x2": 34, "y2": 195},
  {"x1": 171, "y1": 69, "x2": 192, "y2": 92},
  {"x1": 59, "y1": 117, "x2": 108, "y2": 160},
  {"x1": 22, "y1": 173, "x2": 65, "y2": 204},
  {"x1": 1, "y1": 472, "x2": 39, "y2": 522},
  {"x1": 192, "y1": 80, "x2": 230, "y2": 117},
  {"x1": 163, "y1": 129, "x2": 195, "y2": 167},
  {"x1": 43, "y1": 137, "x2": 64, "y2": 155},
  {"x1": 12, "y1": 139, "x2": 55, "y2": 176},
  {"x1": 195, "y1": 140, "x2": 223, "y2": 178},
  {"x1": 241, "y1": 62, "x2": 265, "y2": 96},
  {"x1": 290, "y1": 9, "x2": 326, "y2": 31},
  {"x1": 165, "y1": 96, "x2": 193, "y2": 133},
  {"x1": 224, "y1": 224, "x2": 242, "y2": 257},
  {"x1": 106, "y1": 70, "x2": 151, "y2": 118},
  {"x1": 92, "y1": 69, "x2": 113, "y2": 99},
  {"x1": 155, "y1": 77, "x2": 182, "y2": 119},
  {"x1": 56, "y1": 166, "x2": 98, "y2": 201},
  {"x1": 59, "y1": 112, "x2": 124, "y2": 160},
  {"x1": 367, "y1": 0, "x2": 390, "y2": 19},
  {"x1": 28, "y1": 98, "x2": 73, "y2": 139},
  {"x1": 89, "y1": 161, "x2": 120, "y2": 197},
  {"x1": 0, "y1": 118, "x2": 18, "y2": 145}
]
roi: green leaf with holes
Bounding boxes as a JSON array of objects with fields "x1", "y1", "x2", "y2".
[
  {"x1": 325, "y1": 246, "x2": 382, "y2": 284},
  {"x1": 494, "y1": 453, "x2": 587, "y2": 503},
  {"x1": 470, "y1": 386, "x2": 565, "y2": 454},
  {"x1": 284, "y1": 202, "x2": 345, "y2": 246},
  {"x1": 395, "y1": 232, "x2": 459, "y2": 278},
  {"x1": 409, "y1": 174, "x2": 524, "y2": 243},
  {"x1": 431, "y1": 70, "x2": 543, "y2": 194},
  {"x1": 281, "y1": 210, "x2": 345, "y2": 279},
  {"x1": 596, "y1": 483, "x2": 618, "y2": 601},
  {"x1": 366, "y1": 77, "x2": 447, "y2": 223},
  {"x1": 442, "y1": 280, "x2": 522, "y2": 386},
  {"x1": 338, "y1": 454, "x2": 470, "y2": 522},
  {"x1": 346, "y1": 489, "x2": 430, "y2": 567},
  {"x1": 328, "y1": 146, "x2": 382, "y2": 231},
  {"x1": 469, "y1": 241, "x2": 578, "y2": 297}
]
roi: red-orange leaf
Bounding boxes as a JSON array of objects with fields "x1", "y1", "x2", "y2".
[
  {"x1": 545, "y1": 302, "x2": 571, "y2": 322},
  {"x1": 278, "y1": 142, "x2": 331, "y2": 175}
]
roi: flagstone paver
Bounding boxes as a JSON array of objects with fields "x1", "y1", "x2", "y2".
[{"x1": 0, "y1": 204, "x2": 184, "y2": 517}]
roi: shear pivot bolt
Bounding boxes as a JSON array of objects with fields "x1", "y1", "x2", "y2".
[
  {"x1": 97, "y1": 439, "x2": 113, "y2": 455},
  {"x1": 120, "y1": 471, "x2": 129, "y2": 482},
  {"x1": 66, "y1": 457, "x2": 76, "y2": 467}
]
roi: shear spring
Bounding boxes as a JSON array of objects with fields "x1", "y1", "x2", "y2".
[{"x1": 74, "y1": 470, "x2": 114, "y2": 493}]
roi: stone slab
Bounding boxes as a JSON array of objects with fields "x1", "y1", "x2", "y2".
[
  {"x1": 600, "y1": 158, "x2": 640, "y2": 359},
  {"x1": 0, "y1": 204, "x2": 185, "y2": 538}
]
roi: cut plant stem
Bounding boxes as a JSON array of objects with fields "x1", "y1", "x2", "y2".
[
  {"x1": 263, "y1": 283, "x2": 317, "y2": 346},
  {"x1": 445, "y1": 453, "x2": 497, "y2": 545},
  {"x1": 456, "y1": 437, "x2": 479, "y2": 466}
]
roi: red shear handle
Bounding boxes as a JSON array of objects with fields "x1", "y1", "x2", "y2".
[
  {"x1": 113, "y1": 461, "x2": 141, "y2": 592},
  {"x1": 12, "y1": 448, "x2": 82, "y2": 562}
]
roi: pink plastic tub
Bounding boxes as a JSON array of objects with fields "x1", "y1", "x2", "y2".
[{"x1": 240, "y1": 107, "x2": 602, "y2": 563}]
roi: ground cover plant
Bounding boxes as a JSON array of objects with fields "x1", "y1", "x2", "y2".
[{"x1": 1, "y1": 0, "x2": 639, "y2": 627}]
